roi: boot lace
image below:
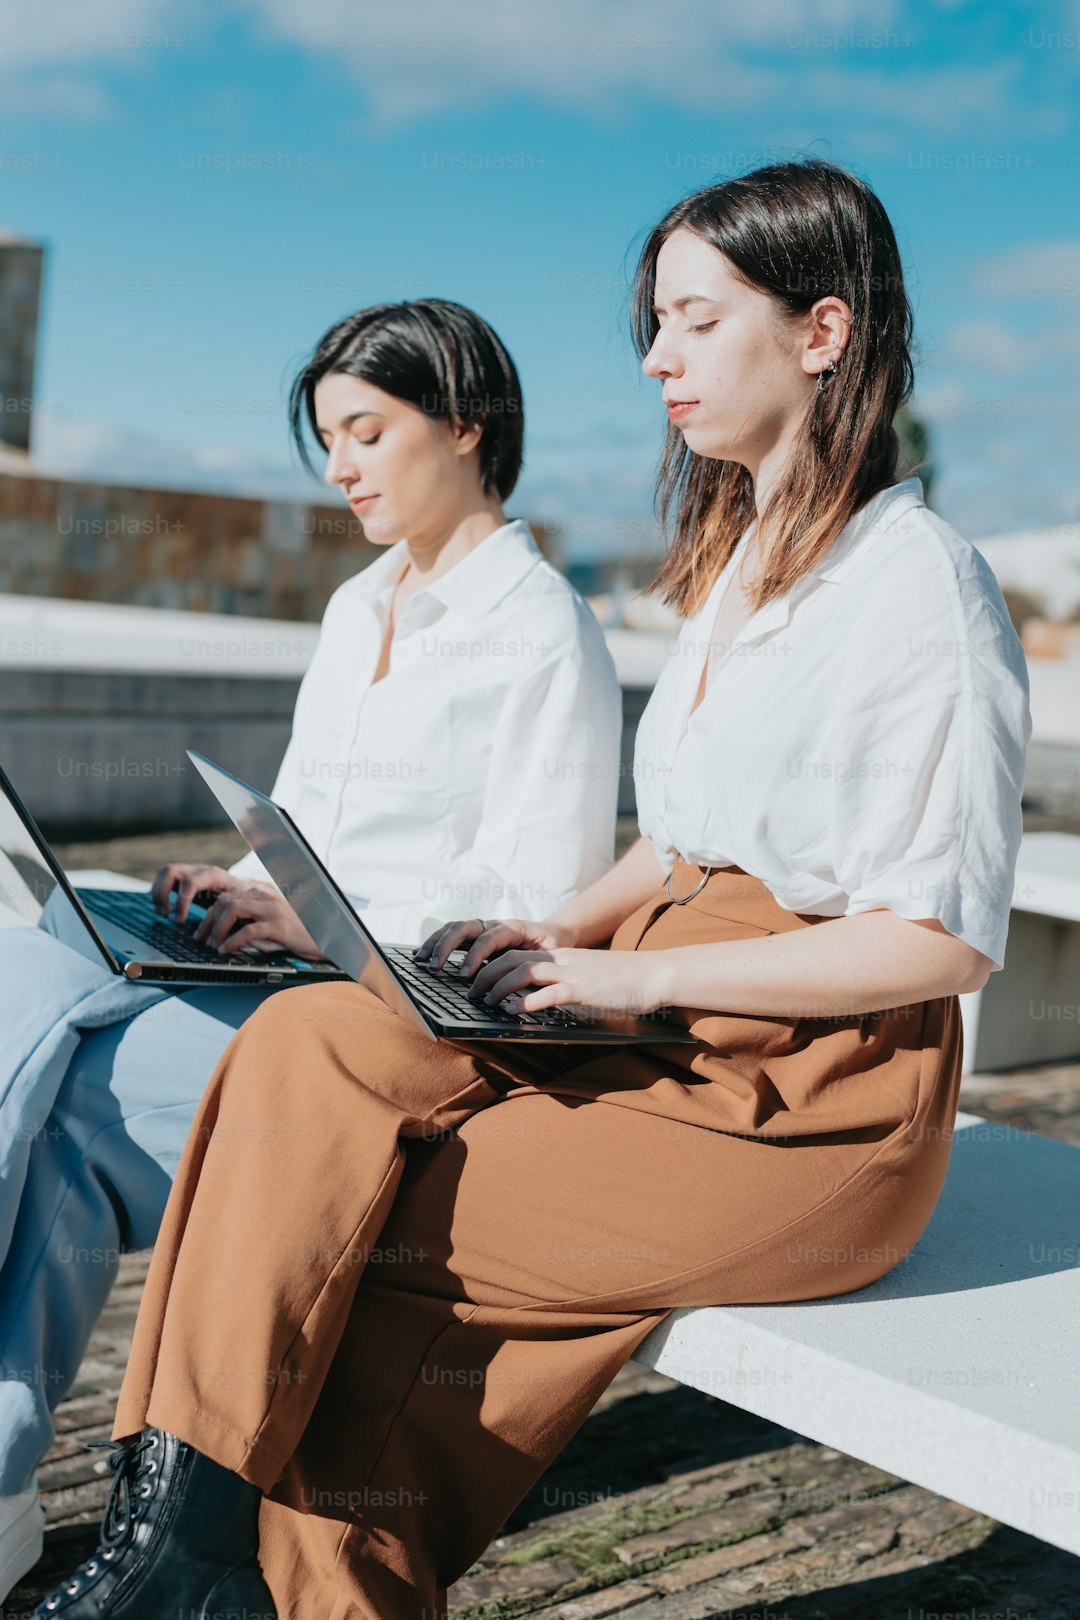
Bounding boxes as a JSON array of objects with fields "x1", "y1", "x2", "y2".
[{"x1": 35, "y1": 1431, "x2": 161, "y2": 1613}]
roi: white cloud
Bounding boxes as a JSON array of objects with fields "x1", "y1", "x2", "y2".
[
  {"x1": 935, "y1": 471, "x2": 1080, "y2": 548},
  {"x1": 2, "y1": 0, "x2": 1057, "y2": 146},
  {"x1": 236, "y1": 0, "x2": 898, "y2": 132},
  {"x1": 0, "y1": 75, "x2": 115, "y2": 121},
  {"x1": 912, "y1": 360, "x2": 1080, "y2": 539},
  {"x1": 944, "y1": 318, "x2": 1061, "y2": 377},
  {"x1": 813, "y1": 58, "x2": 1027, "y2": 136},
  {"x1": 0, "y1": 0, "x2": 187, "y2": 120},
  {"x1": 931, "y1": 245, "x2": 1080, "y2": 397},
  {"x1": 972, "y1": 241, "x2": 1080, "y2": 302},
  {"x1": 944, "y1": 320, "x2": 1030, "y2": 376},
  {"x1": 30, "y1": 411, "x2": 321, "y2": 501},
  {"x1": 518, "y1": 414, "x2": 665, "y2": 563}
]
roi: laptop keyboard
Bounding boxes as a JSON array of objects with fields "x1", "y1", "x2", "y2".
[
  {"x1": 384, "y1": 946, "x2": 590, "y2": 1030},
  {"x1": 78, "y1": 891, "x2": 664, "y2": 1028},
  {"x1": 79, "y1": 888, "x2": 298, "y2": 967}
]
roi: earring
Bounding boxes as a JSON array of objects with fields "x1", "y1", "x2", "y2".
[
  {"x1": 816, "y1": 317, "x2": 852, "y2": 392},
  {"x1": 816, "y1": 354, "x2": 840, "y2": 393}
]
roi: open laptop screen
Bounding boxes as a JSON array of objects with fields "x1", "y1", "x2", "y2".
[
  {"x1": 186, "y1": 750, "x2": 367, "y2": 980},
  {"x1": 0, "y1": 792, "x2": 55, "y2": 928},
  {"x1": 0, "y1": 764, "x2": 115, "y2": 965}
]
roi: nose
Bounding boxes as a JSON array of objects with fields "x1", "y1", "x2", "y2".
[
  {"x1": 323, "y1": 435, "x2": 358, "y2": 488},
  {"x1": 642, "y1": 328, "x2": 679, "y2": 380}
]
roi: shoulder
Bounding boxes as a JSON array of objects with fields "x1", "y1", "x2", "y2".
[
  {"x1": 838, "y1": 499, "x2": 1028, "y2": 685},
  {"x1": 500, "y1": 555, "x2": 618, "y2": 673}
]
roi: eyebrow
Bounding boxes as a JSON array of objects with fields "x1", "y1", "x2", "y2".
[
  {"x1": 652, "y1": 293, "x2": 721, "y2": 314},
  {"x1": 316, "y1": 409, "x2": 384, "y2": 439}
]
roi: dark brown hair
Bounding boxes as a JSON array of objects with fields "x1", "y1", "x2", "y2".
[
  {"x1": 288, "y1": 298, "x2": 524, "y2": 500},
  {"x1": 630, "y1": 159, "x2": 920, "y2": 618}
]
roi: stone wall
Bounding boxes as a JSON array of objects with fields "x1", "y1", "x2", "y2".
[
  {"x1": 0, "y1": 464, "x2": 560, "y2": 621},
  {"x1": 0, "y1": 466, "x2": 384, "y2": 620}
]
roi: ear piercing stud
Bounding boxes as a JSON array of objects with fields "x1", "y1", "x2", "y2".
[{"x1": 817, "y1": 317, "x2": 853, "y2": 390}]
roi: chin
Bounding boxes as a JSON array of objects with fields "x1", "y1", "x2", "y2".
[
  {"x1": 678, "y1": 426, "x2": 726, "y2": 460},
  {"x1": 357, "y1": 515, "x2": 398, "y2": 544}
]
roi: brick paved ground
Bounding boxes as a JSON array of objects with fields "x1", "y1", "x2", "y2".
[{"x1": 5, "y1": 820, "x2": 1079, "y2": 1619}]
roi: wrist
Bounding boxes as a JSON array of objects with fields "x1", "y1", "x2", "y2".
[
  {"x1": 539, "y1": 910, "x2": 581, "y2": 949},
  {"x1": 648, "y1": 947, "x2": 685, "y2": 1012}
]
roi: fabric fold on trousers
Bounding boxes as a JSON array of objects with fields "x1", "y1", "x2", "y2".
[{"x1": 111, "y1": 864, "x2": 964, "y2": 1620}]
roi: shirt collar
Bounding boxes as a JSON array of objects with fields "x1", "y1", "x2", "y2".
[
  {"x1": 811, "y1": 474, "x2": 926, "y2": 585},
  {"x1": 422, "y1": 519, "x2": 542, "y2": 620},
  {"x1": 351, "y1": 518, "x2": 542, "y2": 624},
  {"x1": 728, "y1": 474, "x2": 927, "y2": 644}
]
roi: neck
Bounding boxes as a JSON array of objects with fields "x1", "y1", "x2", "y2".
[
  {"x1": 401, "y1": 498, "x2": 509, "y2": 586},
  {"x1": 740, "y1": 400, "x2": 810, "y2": 555}
]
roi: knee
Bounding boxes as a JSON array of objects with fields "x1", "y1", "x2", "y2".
[{"x1": 232, "y1": 980, "x2": 389, "y2": 1049}]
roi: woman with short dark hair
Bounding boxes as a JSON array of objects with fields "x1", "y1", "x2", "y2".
[
  {"x1": 0, "y1": 299, "x2": 621, "y2": 1607},
  {"x1": 33, "y1": 161, "x2": 1029, "y2": 1620},
  {"x1": 217, "y1": 297, "x2": 620, "y2": 946}
]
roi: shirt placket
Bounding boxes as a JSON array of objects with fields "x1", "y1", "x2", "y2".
[
  {"x1": 323, "y1": 586, "x2": 395, "y2": 868},
  {"x1": 323, "y1": 588, "x2": 442, "y2": 868},
  {"x1": 657, "y1": 590, "x2": 796, "y2": 868}
]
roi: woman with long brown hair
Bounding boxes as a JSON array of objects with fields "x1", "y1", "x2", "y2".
[{"x1": 33, "y1": 158, "x2": 1030, "y2": 1620}]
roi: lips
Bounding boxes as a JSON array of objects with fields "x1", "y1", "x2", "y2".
[
  {"x1": 665, "y1": 399, "x2": 698, "y2": 421},
  {"x1": 349, "y1": 494, "x2": 379, "y2": 510}
]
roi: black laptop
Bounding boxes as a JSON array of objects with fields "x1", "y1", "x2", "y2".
[
  {"x1": 0, "y1": 761, "x2": 348, "y2": 987},
  {"x1": 188, "y1": 749, "x2": 696, "y2": 1044}
]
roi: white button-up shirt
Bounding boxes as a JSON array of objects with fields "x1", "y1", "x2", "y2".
[
  {"x1": 230, "y1": 519, "x2": 623, "y2": 943},
  {"x1": 633, "y1": 476, "x2": 1032, "y2": 972}
]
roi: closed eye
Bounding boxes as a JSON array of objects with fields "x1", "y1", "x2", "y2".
[
  {"x1": 356, "y1": 434, "x2": 381, "y2": 446},
  {"x1": 689, "y1": 321, "x2": 718, "y2": 334}
]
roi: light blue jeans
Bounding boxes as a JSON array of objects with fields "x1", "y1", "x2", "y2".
[{"x1": 0, "y1": 978, "x2": 299, "y2": 1497}]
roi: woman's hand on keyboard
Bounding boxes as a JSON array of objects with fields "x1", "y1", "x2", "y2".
[
  {"x1": 414, "y1": 917, "x2": 575, "y2": 975},
  {"x1": 465, "y1": 945, "x2": 673, "y2": 1020},
  {"x1": 192, "y1": 881, "x2": 322, "y2": 959},
  {"x1": 151, "y1": 863, "x2": 241, "y2": 924}
]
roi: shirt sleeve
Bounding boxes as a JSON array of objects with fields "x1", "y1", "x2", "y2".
[
  {"x1": 355, "y1": 599, "x2": 624, "y2": 945},
  {"x1": 824, "y1": 545, "x2": 1031, "y2": 973}
]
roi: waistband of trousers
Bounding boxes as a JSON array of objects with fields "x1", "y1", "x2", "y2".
[{"x1": 661, "y1": 856, "x2": 831, "y2": 934}]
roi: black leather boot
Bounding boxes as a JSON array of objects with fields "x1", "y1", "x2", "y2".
[{"x1": 32, "y1": 1427, "x2": 276, "y2": 1617}]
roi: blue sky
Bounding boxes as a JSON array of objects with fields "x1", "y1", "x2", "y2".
[{"x1": 1, "y1": 0, "x2": 1077, "y2": 561}]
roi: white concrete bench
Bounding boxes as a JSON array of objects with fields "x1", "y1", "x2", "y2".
[
  {"x1": 633, "y1": 1109, "x2": 1080, "y2": 1556},
  {"x1": 959, "y1": 830, "x2": 1080, "y2": 1072}
]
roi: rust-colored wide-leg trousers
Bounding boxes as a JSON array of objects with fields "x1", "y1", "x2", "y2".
[{"x1": 111, "y1": 863, "x2": 964, "y2": 1620}]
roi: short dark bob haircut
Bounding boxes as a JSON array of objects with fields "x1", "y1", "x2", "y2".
[{"x1": 287, "y1": 298, "x2": 524, "y2": 501}]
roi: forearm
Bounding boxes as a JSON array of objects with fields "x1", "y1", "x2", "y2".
[
  {"x1": 544, "y1": 835, "x2": 668, "y2": 948},
  {"x1": 651, "y1": 908, "x2": 988, "y2": 1018}
]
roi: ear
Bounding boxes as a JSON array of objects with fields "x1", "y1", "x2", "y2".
[
  {"x1": 801, "y1": 295, "x2": 854, "y2": 381},
  {"x1": 448, "y1": 414, "x2": 485, "y2": 459}
]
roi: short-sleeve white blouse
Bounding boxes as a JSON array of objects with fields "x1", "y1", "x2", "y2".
[
  {"x1": 228, "y1": 519, "x2": 623, "y2": 944},
  {"x1": 633, "y1": 476, "x2": 1032, "y2": 972}
]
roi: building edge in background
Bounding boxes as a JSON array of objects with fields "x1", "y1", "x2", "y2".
[
  {"x1": 0, "y1": 232, "x2": 45, "y2": 457},
  {"x1": 0, "y1": 227, "x2": 563, "y2": 621}
]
